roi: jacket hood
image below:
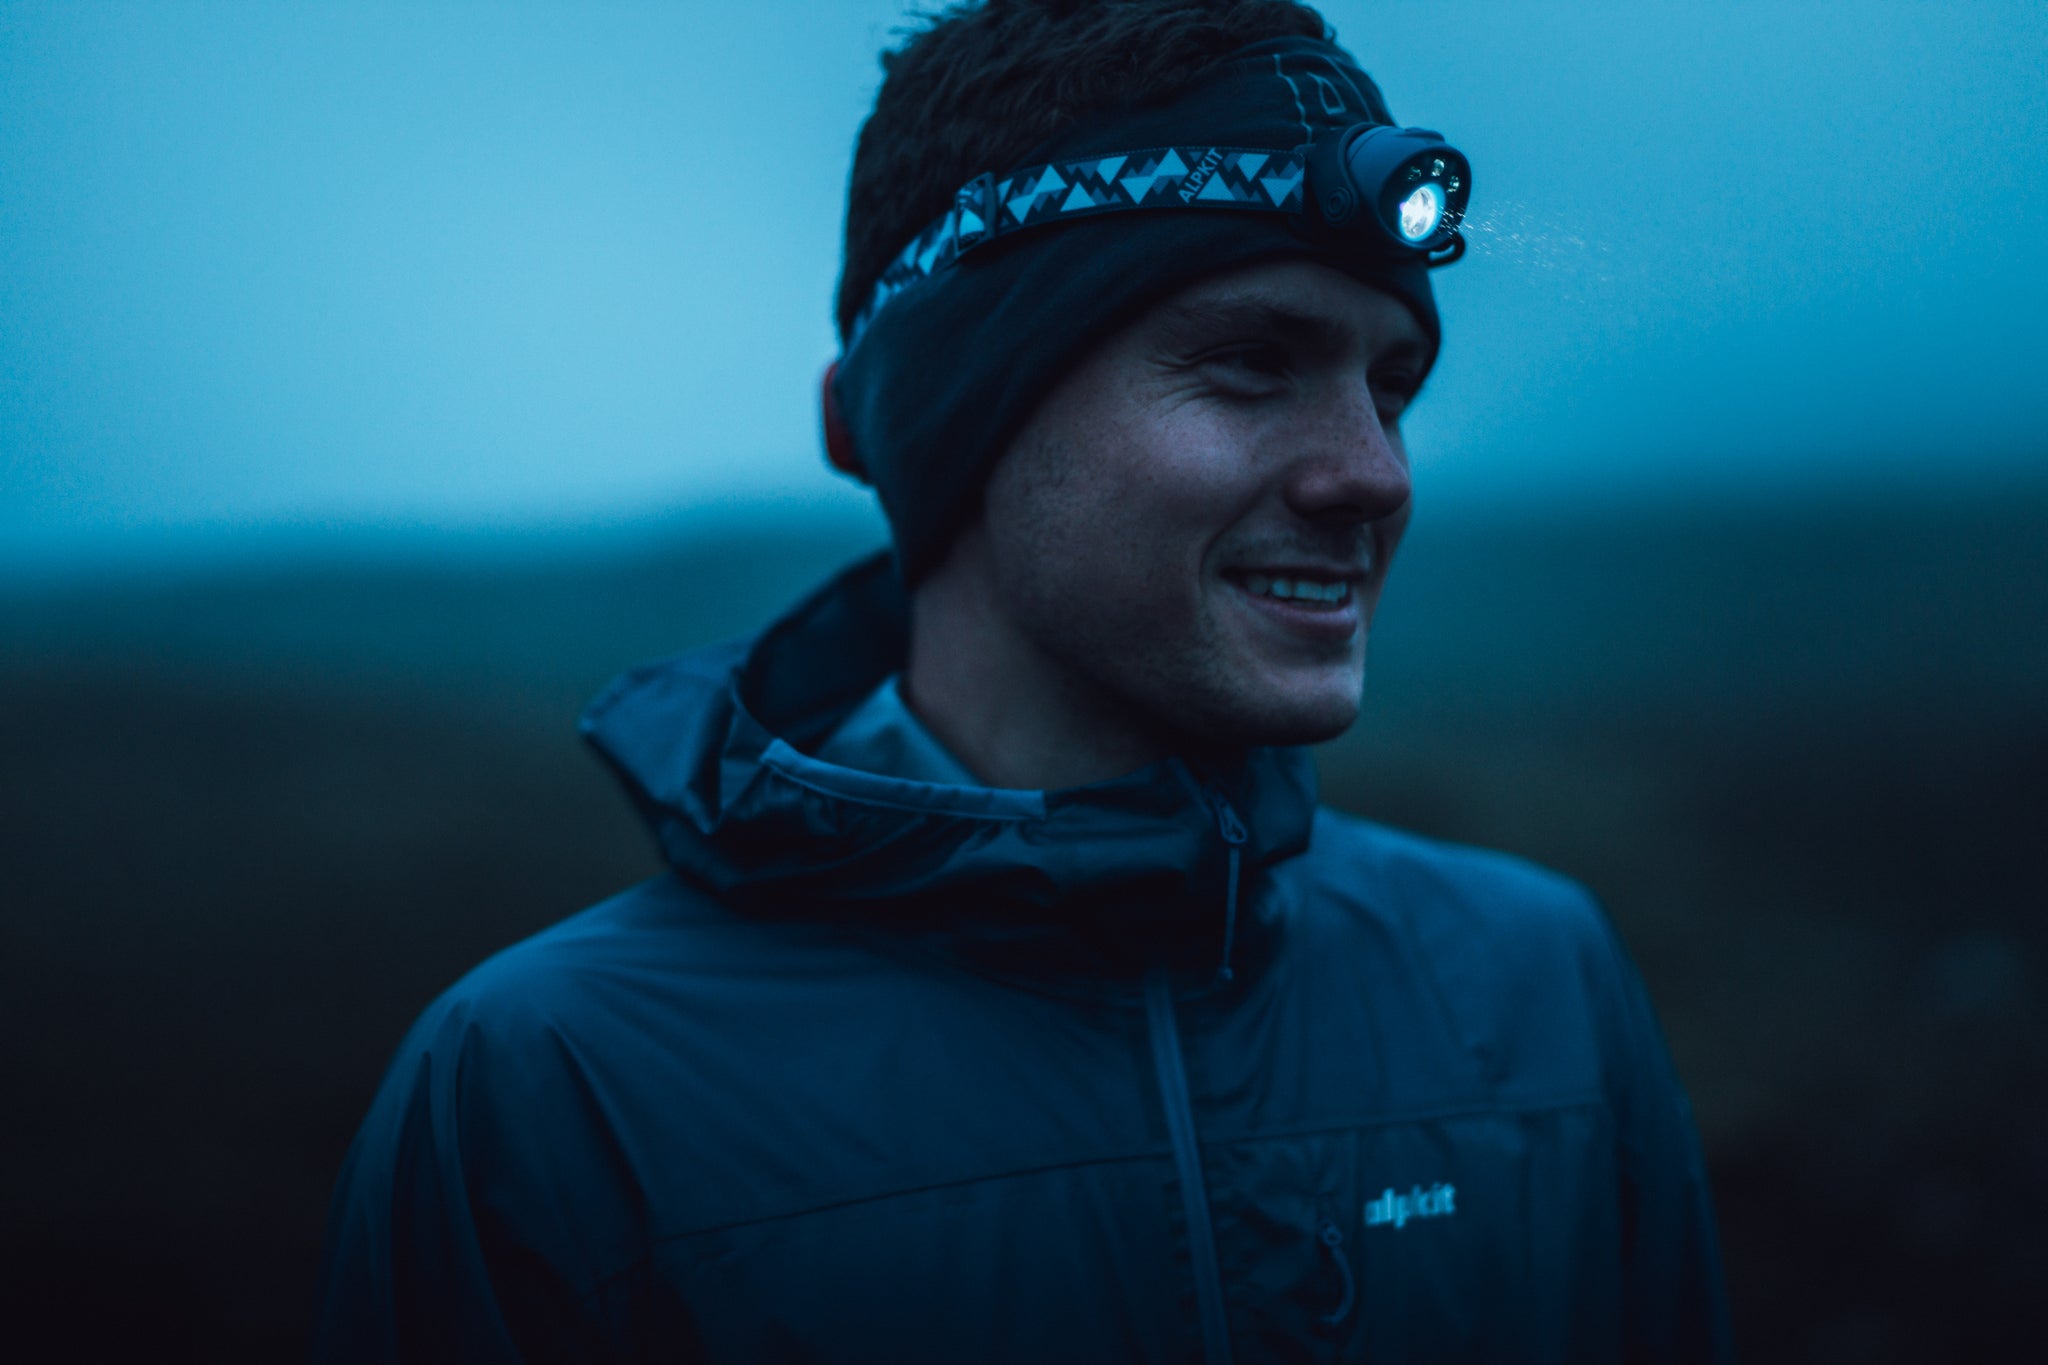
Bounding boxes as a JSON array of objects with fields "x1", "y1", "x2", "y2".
[{"x1": 580, "y1": 551, "x2": 1320, "y2": 983}]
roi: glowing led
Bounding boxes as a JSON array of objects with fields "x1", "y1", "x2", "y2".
[{"x1": 1398, "y1": 183, "x2": 1445, "y2": 241}]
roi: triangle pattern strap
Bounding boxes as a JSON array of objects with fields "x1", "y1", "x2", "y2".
[{"x1": 847, "y1": 145, "x2": 1311, "y2": 348}]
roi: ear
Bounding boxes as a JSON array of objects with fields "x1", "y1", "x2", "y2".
[{"x1": 820, "y1": 361, "x2": 866, "y2": 481}]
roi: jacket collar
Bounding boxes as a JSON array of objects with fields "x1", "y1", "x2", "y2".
[{"x1": 580, "y1": 551, "x2": 1319, "y2": 989}]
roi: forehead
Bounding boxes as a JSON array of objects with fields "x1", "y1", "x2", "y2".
[{"x1": 1142, "y1": 258, "x2": 1432, "y2": 360}]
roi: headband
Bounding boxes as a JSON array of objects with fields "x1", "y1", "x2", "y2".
[{"x1": 832, "y1": 35, "x2": 1464, "y2": 583}]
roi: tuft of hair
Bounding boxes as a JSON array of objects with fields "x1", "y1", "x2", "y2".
[{"x1": 835, "y1": 0, "x2": 1331, "y2": 341}]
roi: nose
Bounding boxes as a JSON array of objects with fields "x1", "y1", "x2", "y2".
[{"x1": 1280, "y1": 379, "x2": 1413, "y2": 528}]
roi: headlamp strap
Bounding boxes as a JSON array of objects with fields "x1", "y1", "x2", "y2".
[{"x1": 850, "y1": 145, "x2": 1307, "y2": 346}]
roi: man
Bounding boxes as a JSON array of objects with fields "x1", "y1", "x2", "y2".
[{"x1": 315, "y1": 2, "x2": 1732, "y2": 1360}]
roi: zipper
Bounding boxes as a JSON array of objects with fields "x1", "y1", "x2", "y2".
[
  {"x1": 1144, "y1": 967, "x2": 1233, "y2": 1365},
  {"x1": 1211, "y1": 793, "x2": 1248, "y2": 986}
]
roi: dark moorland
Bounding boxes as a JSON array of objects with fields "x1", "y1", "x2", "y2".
[{"x1": 2, "y1": 490, "x2": 2043, "y2": 1362}]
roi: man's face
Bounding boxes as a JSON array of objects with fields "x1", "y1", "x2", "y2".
[{"x1": 973, "y1": 258, "x2": 1426, "y2": 751}]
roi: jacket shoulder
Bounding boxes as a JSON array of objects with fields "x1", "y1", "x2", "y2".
[
  {"x1": 315, "y1": 878, "x2": 740, "y2": 1356},
  {"x1": 1298, "y1": 806, "x2": 1608, "y2": 950},
  {"x1": 443, "y1": 874, "x2": 722, "y2": 1019},
  {"x1": 1285, "y1": 808, "x2": 1641, "y2": 1096},
  {"x1": 394, "y1": 876, "x2": 881, "y2": 1139},
  {"x1": 328, "y1": 876, "x2": 825, "y2": 1300},
  {"x1": 363, "y1": 874, "x2": 740, "y2": 1142}
]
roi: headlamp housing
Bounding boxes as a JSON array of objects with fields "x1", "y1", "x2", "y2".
[{"x1": 1306, "y1": 124, "x2": 1470, "y2": 258}]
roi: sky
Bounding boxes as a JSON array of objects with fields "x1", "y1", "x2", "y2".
[{"x1": 3, "y1": 0, "x2": 2044, "y2": 573}]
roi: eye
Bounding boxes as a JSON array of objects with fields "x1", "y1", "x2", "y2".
[
  {"x1": 1197, "y1": 344, "x2": 1292, "y2": 393},
  {"x1": 1370, "y1": 368, "x2": 1422, "y2": 420}
]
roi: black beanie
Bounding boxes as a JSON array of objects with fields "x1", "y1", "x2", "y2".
[{"x1": 832, "y1": 35, "x2": 1441, "y2": 584}]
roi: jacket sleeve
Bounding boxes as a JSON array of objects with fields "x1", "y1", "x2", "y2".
[
  {"x1": 311, "y1": 994, "x2": 617, "y2": 1363},
  {"x1": 1594, "y1": 913, "x2": 1737, "y2": 1364}
]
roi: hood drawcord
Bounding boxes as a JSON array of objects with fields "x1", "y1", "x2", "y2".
[{"x1": 1212, "y1": 795, "x2": 1248, "y2": 985}]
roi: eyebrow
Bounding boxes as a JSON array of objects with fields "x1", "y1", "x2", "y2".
[{"x1": 1151, "y1": 295, "x2": 1429, "y2": 369}]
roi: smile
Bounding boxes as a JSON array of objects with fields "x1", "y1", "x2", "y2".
[
  {"x1": 1236, "y1": 572, "x2": 1349, "y2": 606},
  {"x1": 1212, "y1": 564, "x2": 1359, "y2": 609},
  {"x1": 1220, "y1": 568, "x2": 1365, "y2": 644}
]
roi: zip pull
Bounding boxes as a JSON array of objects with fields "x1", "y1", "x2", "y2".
[
  {"x1": 1214, "y1": 796, "x2": 1248, "y2": 846},
  {"x1": 1212, "y1": 795, "x2": 1247, "y2": 985},
  {"x1": 1316, "y1": 1220, "x2": 1356, "y2": 1327}
]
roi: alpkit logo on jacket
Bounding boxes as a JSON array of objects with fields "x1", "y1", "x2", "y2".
[{"x1": 1364, "y1": 1182, "x2": 1457, "y2": 1230}]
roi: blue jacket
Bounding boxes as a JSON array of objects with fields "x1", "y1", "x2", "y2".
[{"x1": 314, "y1": 552, "x2": 1732, "y2": 1363}]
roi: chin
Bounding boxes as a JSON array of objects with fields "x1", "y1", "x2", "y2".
[
  {"x1": 1245, "y1": 703, "x2": 1360, "y2": 748},
  {"x1": 1179, "y1": 678, "x2": 1363, "y2": 750}
]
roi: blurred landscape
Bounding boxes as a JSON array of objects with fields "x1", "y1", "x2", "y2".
[{"x1": 2, "y1": 489, "x2": 2044, "y2": 1362}]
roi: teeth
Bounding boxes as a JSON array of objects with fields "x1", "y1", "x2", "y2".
[{"x1": 1236, "y1": 574, "x2": 1349, "y2": 604}]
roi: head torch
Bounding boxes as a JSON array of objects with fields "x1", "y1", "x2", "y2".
[
  {"x1": 1304, "y1": 124, "x2": 1470, "y2": 257},
  {"x1": 846, "y1": 122, "x2": 1471, "y2": 347}
]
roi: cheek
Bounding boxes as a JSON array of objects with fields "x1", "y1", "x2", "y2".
[
  {"x1": 980, "y1": 434, "x2": 1214, "y2": 678},
  {"x1": 988, "y1": 394, "x2": 1243, "y2": 582}
]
